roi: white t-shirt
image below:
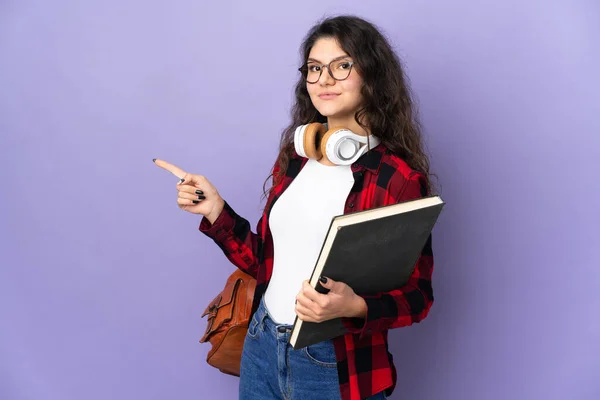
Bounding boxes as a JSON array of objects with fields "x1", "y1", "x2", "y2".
[{"x1": 263, "y1": 158, "x2": 354, "y2": 324}]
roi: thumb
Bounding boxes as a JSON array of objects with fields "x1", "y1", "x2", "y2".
[{"x1": 180, "y1": 173, "x2": 202, "y2": 188}]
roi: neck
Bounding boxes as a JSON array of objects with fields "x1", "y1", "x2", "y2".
[{"x1": 327, "y1": 115, "x2": 370, "y2": 136}]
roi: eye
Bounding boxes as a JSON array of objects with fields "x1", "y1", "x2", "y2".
[
  {"x1": 332, "y1": 60, "x2": 352, "y2": 70},
  {"x1": 308, "y1": 65, "x2": 321, "y2": 72}
]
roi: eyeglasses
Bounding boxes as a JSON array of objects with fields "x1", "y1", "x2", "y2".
[{"x1": 298, "y1": 59, "x2": 355, "y2": 84}]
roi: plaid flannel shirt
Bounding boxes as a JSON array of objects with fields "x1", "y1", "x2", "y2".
[{"x1": 199, "y1": 143, "x2": 434, "y2": 400}]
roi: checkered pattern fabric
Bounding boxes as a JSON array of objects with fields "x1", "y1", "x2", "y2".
[{"x1": 200, "y1": 144, "x2": 434, "y2": 400}]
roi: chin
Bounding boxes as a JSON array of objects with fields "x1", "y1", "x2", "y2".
[
  {"x1": 313, "y1": 100, "x2": 359, "y2": 121},
  {"x1": 315, "y1": 104, "x2": 343, "y2": 118}
]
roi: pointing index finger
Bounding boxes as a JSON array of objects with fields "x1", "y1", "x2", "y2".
[{"x1": 153, "y1": 158, "x2": 187, "y2": 180}]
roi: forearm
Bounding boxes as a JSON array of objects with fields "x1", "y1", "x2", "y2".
[
  {"x1": 341, "y1": 243, "x2": 434, "y2": 337},
  {"x1": 347, "y1": 294, "x2": 368, "y2": 318},
  {"x1": 205, "y1": 197, "x2": 225, "y2": 225},
  {"x1": 199, "y1": 200, "x2": 263, "y2": 278}
]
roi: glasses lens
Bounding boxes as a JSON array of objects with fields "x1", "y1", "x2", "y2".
[
  {"x1": 330, "y1": 60, "x2": 353, "y2": 80},
  {"x1": 305, "y1": 64, "x2": 321, "y2": 83}
]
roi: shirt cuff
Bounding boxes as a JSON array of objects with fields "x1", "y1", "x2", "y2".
[
  {"x1": 342, "y1": 295, "x2": 383, "y2": 339},
  {"x1": 198, "y1": 201, "x2": 236, "y2": 243}
]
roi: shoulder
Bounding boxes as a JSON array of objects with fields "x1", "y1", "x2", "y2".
[
  {"x1": 271, "y1": 146, "x2": 303, "y2": 173},
  {"x1": 269, "y1": 148, "x2": 307, "y2": 188},
  {"x1": 379, "y1": 148, "x2": 419, "y2": 179},
  {"x1": 378, "y1": 147, "x2": 427, "y2": 200}
]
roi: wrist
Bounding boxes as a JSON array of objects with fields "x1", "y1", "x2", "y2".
[
  {"x1": 206, "y1": 197, "x2": 225, "y2": 224},
  {"x1": 349, "y1": 294, "x2": 367, "y2": 318}
]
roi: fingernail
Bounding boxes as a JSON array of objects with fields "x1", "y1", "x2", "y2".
[
  {"x1": 319, "y1": 276, "x2": 328, "y2": 284},
  {"x1": 152, "y1": 158, "x2": 156, "y2": 163},
  {"x1": 197, "y1": 195, "x2": 205, "y2": 200},
  {"x1": 179, "y1": 178, "x2": 184, "y2": 184},
  {"x1": 195, "y1": 190, "x2": 204, "y2": 195},
  {"x1": 193, "y1": 200, "x2": 199, "y2": 204}
]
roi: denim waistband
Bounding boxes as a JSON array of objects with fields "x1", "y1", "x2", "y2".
[{"x1": 253, "y1": 296, "x2": 294, "y2": 335}]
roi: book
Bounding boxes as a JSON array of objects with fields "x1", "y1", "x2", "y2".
[{"x1": 289, "y1": 195, "x2": 445, "y2": 349}]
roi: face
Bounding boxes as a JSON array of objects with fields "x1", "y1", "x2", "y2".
[{"x1": 305, "y1": 37, "x2": 363, "y2": 122}]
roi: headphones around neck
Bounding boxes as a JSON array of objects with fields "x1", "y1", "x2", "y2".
[{"x1": 293, "y1": 122, "x2": 381, "y2": 165}]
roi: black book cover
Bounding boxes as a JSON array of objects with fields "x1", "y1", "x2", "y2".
[{"x1": 289, "y1": 195, "x2": 444, "y2": 349}]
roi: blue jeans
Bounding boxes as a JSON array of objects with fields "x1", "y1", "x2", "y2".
[{"x1": 239, "y1": 296, "x2": 387, "y2": 400}]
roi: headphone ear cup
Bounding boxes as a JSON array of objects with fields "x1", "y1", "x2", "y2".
[
  {"x1": 320, "y1": 126, "x2": 344, "y2": 164},
  {"x1": 303, "y1": 123, "x2": 326, "y2": 160}
]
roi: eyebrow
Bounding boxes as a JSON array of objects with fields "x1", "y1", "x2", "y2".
[{"x1": 306, "y1": 55, "x2": 352, "y2": 63}]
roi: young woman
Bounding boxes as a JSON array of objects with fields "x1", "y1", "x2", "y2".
[{"x1": 155, "y1": 15, "x2": 435, "y2": 400}]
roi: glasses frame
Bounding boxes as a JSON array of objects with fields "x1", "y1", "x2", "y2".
[{"x1": 298, "y1": 59, "x2": 355, "y2": 84}]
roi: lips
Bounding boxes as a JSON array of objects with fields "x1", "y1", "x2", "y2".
[{"x1": 318, "y1": 92, "x2": 340, "y2": 99}]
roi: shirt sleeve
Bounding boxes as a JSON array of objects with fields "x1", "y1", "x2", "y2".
[
  {"x1": 341, "y1": 172, "x2": 435, "y2": 339},
  {"x1": 198, "y1": 163, "x2": 280, "y2": 278},
  {"x1": 198, "y1": 200, "x2": 265, "y2": 279}
]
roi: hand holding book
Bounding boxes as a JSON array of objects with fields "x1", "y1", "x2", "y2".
[
  {"x1": 289, "y1": 195, "x2": 445, "y2": 349},
  {"x1": 294, "y1": 277, "x2": 368, "y2": 323}
]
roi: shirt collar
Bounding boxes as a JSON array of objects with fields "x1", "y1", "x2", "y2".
[
  {"x1": 291, "y1": 143, "x2": 386, "y2": 174},
  {"x1": 352, "y1": 143, "x2": 386, "y2": 174}
]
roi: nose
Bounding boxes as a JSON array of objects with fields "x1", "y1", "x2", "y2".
[{"x1": 318, "y1": 66, "x2": 335, "y2": 86}]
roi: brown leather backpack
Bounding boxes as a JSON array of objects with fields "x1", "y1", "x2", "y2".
[{"x1": 199, "y1": 269, "x2": 256, "y2": 376}]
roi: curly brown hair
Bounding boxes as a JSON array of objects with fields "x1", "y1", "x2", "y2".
[{"x1": 263, "y1": 15, "x2": 436, "y2": 198}]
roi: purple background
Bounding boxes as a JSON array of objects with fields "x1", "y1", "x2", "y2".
[{"x1": 1, "y1": 1, "x2": 599, "y2": 399}]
